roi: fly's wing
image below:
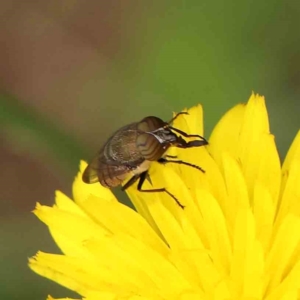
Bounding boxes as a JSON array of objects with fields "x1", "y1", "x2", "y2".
[
  {"x1": 82, "y1": 158, "x2": 132, "y2": 187},
  {"x1": 82, "y1": 156, "x2": 102, "y2": 184}
]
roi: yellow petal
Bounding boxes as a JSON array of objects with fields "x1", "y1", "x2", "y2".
[
  {"x1": 129, "y1": 166, "x2": 198, "y2": 249},
  {"x1": 125, "y1": 187, "x2": 165, "y2": 241},
  {"x1": 83, "y1": 234, "x2": 192, "y2": 297},
  {"x1": 251, "y1": 134, "x2": 281, "y2": 205},
  {"x1": 221, "y1": 152, "x2": 249, "y2": 230},
  {"x1": 171, "y1": 104, "x2": 204, "y2": 136},
  {"x1": 282, "y1": 130, "x2": 300, "y2": 173},
  {"x1": 194, "y1": 188, "x2": 231, "y2": 278},
  {"x1": 276, "y1": 159, "x2": 300, "y2": 226},
  {"x1": 209, "y1": 93, "x2": 281, "y2": 204},
  {"x1": 133, "y1": 162, "x2": 212, "y2": 247},
  {"x1": 171, "y1": 146, "x2": 228, "y2": 211},
  {"x1": 169, "y1": 247, "x2": 221, "y2": 295},
  {"x1": 277, "y1": 130, "x2": 300, "y2": 222},
  {"x1": 72, "y1": 161, "x2": 117, "y2": 204},
  {"x1": 236, "y1": 95, "x2": 273, "y2": 199},
  {"x1": 253, "y1": 183, "x2": 275, "y2": 253},
  {"x1": 53, "y1": 191, "x2": 87, "y2": 218},
  {"x1": 208, "y1": 103, "x2": 246, "y2": 167},
  {"x1": 265, "y1": 215, "x2": 300, "y2": 293},
  {"x1": 33, "y1": 203, "x2": 108, "y2": 257},
  {"x1": 265, "y1": 260, "x2": 300, "y2": 300},
  {"x1": 47, "y1": 297, "x2": 80, "y2": 300},
  {"x1": 30, "y1": 235, "x2": 194, "y2": 298},
  {"x1": 230, "y1": 209, "x2": 264, "y2": 298},
  {"x1": 75, "y1": 194, "x2": 168, "y2": 256},
  {"x1": 29, "y1": 252, "x2": 97, "y2": 297}
]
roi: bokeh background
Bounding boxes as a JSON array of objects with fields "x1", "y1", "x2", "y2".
[{"x1": 0, "y1": 1, "x2": 299, "y2": 299}]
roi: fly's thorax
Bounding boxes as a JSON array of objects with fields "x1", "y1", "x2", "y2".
[{"x1": 103, "y1": 122, "x2": 143, "y2": 164}]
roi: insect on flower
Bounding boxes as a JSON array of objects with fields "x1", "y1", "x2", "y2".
[{"x1": 82, "y1": 112, "x2": 208, "y2": 208}]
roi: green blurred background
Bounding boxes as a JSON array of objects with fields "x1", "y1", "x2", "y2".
[{"x1": 0, "y1": 1, "x2": 299, "y2": 299}]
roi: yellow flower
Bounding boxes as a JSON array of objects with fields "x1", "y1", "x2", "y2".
[{"x1": 29, "y1": 93, "x2": 300, "y2": 300}]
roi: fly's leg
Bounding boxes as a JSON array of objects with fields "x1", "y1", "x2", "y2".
[
  {"x1": 122, "y1": 171, "x2": 184, "y2": 209},
  {"x1": 167, "y1": 112, "x2": 188, "y2": 124},
  {"x1": 158, "y1": 157, "x2": 205, "y2": 173}
]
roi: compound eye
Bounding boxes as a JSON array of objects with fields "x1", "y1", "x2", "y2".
[
  {"x1": 138, "y1": 116, "x2": 166, "y2": 132},
  {"x1": 136, "y1": 133, "x2": 166, "y2": 161}
]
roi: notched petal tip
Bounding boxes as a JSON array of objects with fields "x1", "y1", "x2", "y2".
[
  {"x1": 28, "y1": 251, "x2": 42, "y2": 264},
  {"x1": 32, "y1": 202, "x2": 43, "y2": 214},
  {"x1": 250, "y1": 91, "x2": 265, "y2": 100},
  {"x1": 28, "y1": 256, "x2": 35, "y2": 264},
  {"x1": 47, "y1": 296, "x2": 79, "y2": 300}
]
